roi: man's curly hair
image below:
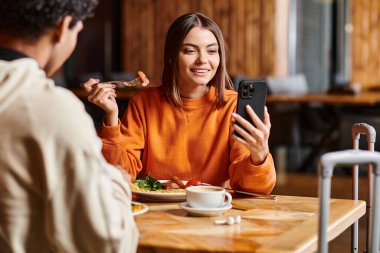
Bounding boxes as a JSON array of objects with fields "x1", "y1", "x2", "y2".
[{"x1": 0, "y1": 0, "x2": 98, "y2": 41}]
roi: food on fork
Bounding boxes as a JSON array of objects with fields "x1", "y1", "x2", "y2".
[
  {"x1": 81, "y1": 70, "x2": 148, "y2": 88},
  {"x1": 103, "y1": 71, "x2": 148, "y2": 88}
]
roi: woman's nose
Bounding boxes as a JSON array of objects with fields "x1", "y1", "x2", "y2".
[{"x1": 196, "y1": 51, "x2": 207, "y2": 64}]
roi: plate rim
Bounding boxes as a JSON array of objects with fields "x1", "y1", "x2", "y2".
[
  {"x1": 131, "y1": 179, "x2": 187, "y2": 200},
  {"x1": 131, "y1": 201, "x2": 149, "y2": 216}
]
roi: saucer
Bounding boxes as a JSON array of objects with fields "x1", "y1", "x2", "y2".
[{"x1": 178, "y1": 202, "x2": 232, "y2": 217}]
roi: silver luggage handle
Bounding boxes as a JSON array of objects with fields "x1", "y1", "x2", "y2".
[{"x1": 318, "y1": 149, "x2": 380, "y2": 253}]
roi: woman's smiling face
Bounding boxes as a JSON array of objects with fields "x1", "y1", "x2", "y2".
[{"x1": 177, "y1": 26, "x2": 220, "y2": 89}]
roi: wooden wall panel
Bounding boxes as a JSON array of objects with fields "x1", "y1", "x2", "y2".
[
  {"x1": 246, "y1": 0, "x2": 261, "y2": 78},
  {"x1": 213, "y1": 0, "x2": 230, "y2": 49},
  {"x1": 352, "y1": 0, "x2": 380, "y2": 89},
  {"x1": 121, "y1": 0, "x2": 278, "y2": 83},
  {"x1": 261, "y1": 0, "x2": 275, "y2": 77}
]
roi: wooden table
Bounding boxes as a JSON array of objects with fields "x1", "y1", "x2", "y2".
[{"x1": 134, "y1": 195, "x2": 365, "y2": 253}]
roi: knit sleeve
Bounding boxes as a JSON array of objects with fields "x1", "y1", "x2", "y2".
[
  {"x1": 98, "y1": 98, "x2": 145, "y2": 179},
  {"x1": 228, "y1": 137, "x2": 276, "y2": 194}
]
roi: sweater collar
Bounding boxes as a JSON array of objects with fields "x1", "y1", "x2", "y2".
[
  {"x1": 181, "y1": 86, "x2": 216, "y2": 107},
  {"x1": 0, "y1": 48, "x2": 29, "y2": 61}
]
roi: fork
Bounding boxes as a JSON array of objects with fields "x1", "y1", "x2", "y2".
[
  {"x1": 81, "y1": 71, "x2": 147, "y2": 88},
  {"x1": 225, "y1": 188, "x2": 276, "y2": 200},
  {"x1": 102, "y1": 77, "x2": 143, "y2": 87}
]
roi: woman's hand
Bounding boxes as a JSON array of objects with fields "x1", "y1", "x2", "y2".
[
  {"x1": 232, "y1": 106, "x2": 271, "y2": 165},
  {"x1": 82, "y1": 78, "x2": 119, "y2": 126},
  {"x1": 81, "y1": 71, "x2": 150, "y2": 127}
]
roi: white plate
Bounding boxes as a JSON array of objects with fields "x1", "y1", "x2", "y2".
[
  {"x1": 131, "y1": 201, "x2": 149, "y2": 216},
  {"x1": 131, "y1": 180, "x2": 186, "y2": 202},
  {"x1": 178, "y1": 202, "x2": 232, "y2": 217}
]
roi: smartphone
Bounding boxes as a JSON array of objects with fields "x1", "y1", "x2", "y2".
[{"x1": 235, "y1": 80, "x2": 267, "y2": 137}]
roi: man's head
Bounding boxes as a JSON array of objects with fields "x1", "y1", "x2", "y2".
[{"x1": 0, "y1": 0, "x2": 98, "y2": 76}]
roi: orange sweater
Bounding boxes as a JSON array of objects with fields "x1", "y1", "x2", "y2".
[{"x1": 98, "y1": 86, "x2": 276, "y2": 193}]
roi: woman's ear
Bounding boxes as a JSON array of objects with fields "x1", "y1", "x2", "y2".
[{"x1": 53, "y1": 16, "x2": 72, "y2": 44}]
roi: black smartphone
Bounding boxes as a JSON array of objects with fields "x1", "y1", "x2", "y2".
[{"x1": 235, "y1": 80, "x2": 267, "y2": 137}]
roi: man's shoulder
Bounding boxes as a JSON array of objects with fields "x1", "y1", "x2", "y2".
[
  {"x1": 46, "y1": 85, "x2": 84, "y2": 105},
  {"x1": 29, "y1": 85, "x2": 94, "y2": 132}
]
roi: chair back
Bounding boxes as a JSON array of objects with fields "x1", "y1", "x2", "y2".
[{"x1": 267, "y1": 74, "x2": 308, "y2": 95}]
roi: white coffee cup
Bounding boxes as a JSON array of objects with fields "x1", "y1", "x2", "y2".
[{"x1": 186, "y1": 185, "x2": 232, "y2": 209}]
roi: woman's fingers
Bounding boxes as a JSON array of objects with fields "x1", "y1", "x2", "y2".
[
  {"x1": 82, "y1": 78, "x2": 99, "y2": 92},
  {"x1": 232, "y1": 123, "x2": 257, "y2": 144},
  {"x1": 88, "y1": 84, "x2": 116, "y2": 104},
  {"x1": 245, "y1": 105, "x2": 265, "y2": 130},
  {"x1": 231, "y1": 106, "x2": 270, "y2": 165},
  {"x1": 89, "y1": 88, "x2": 116, "y2": 104},
  {"x1": 263, "y1": 106, "x2": 272, "y2": 130},
  {"x1": 245, "y1": 105, "x2": 270, "y2": 139},
  {"x1": 232, "y1": 107, "x2": 269, "y2": 151},
  {"x1": 232, "y1": 112, "x2": 261, "y2": 140},
  {"x1": 232, "y1": 112, "x2": 252, "y2": 132}
]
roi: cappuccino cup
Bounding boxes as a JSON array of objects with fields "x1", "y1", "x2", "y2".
[{"x1": 186, "y1": 186, "x2": 232, "y2": 209}]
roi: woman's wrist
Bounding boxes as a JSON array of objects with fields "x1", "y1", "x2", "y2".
[
  {"x1": 103, "y1": 111, "x2": 119, "y2": 127},
  {"x1": 250, "y1": 152, "x2": 268, "y2": 166}
]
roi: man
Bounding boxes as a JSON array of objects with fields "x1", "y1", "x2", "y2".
[{"x1": 0, "y1": 1, "x2": 138, "y2": 252}]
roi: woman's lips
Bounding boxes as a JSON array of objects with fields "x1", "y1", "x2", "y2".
[{"x1": 191, "y1": 68, "x2": 209, "y2": 74}]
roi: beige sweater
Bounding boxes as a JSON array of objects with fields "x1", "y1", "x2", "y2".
[{"x1": 0, "y1": 58, "x2": 138, "y2": 253}]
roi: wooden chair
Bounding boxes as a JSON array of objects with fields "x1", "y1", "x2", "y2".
[{"x1": 318, "y1": 149, "x2": 380, "y2": 253}]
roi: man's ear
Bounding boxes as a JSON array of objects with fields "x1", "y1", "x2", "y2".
[{"x1": 53, "y1": 16, "x2": 72, "y2": 44}]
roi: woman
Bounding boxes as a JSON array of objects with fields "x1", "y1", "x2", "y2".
[{"x1": 84, "y1": 12, "x2": 276, "y2": 194}]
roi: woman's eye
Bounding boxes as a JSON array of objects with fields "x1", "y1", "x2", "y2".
[
  {"x1": 208, "y1": 49, "x2": 218, "y2": 54},
  {"x1": 183, "y1": 48, "x2": 196, "y2": 54}
]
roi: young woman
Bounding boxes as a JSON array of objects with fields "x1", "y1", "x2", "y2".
[{"x1": 84, "y1": 12, "x2": 276, "y2": 194}]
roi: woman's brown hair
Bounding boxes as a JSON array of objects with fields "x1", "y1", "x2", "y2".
[{"x1": 161, "y1": 12, "x2": 234, "y2": 108}]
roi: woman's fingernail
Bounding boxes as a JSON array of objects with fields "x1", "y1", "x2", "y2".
[{"x1": 232, "y1": 113, "x2": 237, "y2": 118}]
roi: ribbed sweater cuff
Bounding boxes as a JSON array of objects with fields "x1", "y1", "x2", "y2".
[
  {"x1": 98, "y1": 119, "x2": 122, "y2": 142},
  {"x1": 245, "y1": 153, "x2": 272, "y2": 173}
]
